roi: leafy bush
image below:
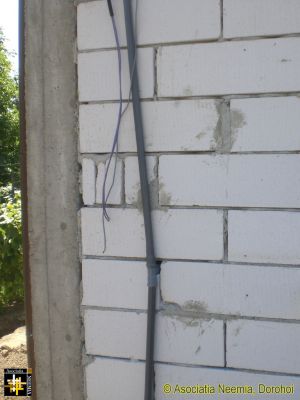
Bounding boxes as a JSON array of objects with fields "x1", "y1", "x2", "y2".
[
  {"x1": 0, "y1": 30, "x2": 22, "y2": 310},
  {"x1": 0, "y1": 186, "x2": 23, "y2": 308},
  {"x1": 0, "y1": 30, "x2": 20, "y2": 188}
]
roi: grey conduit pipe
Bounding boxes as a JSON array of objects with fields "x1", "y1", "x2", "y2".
[{"x1": 123, "y1": 1, "x2": 161, "y2": 399}]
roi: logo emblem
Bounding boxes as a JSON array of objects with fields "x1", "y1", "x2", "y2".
[{"x1": 4, "y1": 368, "x2": 32, "y2": 397}]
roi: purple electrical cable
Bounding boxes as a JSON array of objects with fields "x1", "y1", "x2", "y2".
[
  {"x1": 102, "y1": 0, "x2": 138, "y2": 253},
  {"x1": 101, "y1": 13, "x2": 123, "y2": 253}
]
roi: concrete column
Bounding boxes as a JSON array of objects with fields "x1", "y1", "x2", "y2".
[{"x1": 24, "y1": 0, "x2": 82, "y2": 399}]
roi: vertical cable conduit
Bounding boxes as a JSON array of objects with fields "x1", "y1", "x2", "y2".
[{"x1": 107, "y1": 1, "x2": 160, "y2": 398}]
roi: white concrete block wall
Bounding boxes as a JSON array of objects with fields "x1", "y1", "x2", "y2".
[
  {"x1": 159, "y1": 154, "x2": 300, "y2": 208},
  {"x1": 125, "y1": 156, "x2": 156, "y2": 205},
  {"x1": 77, "y1": 0, "x2": 221, "y2": 50},
  {"x1": 79, "y1": 100, "x2": 220, "y2": 153},
  {"x1": 161, "y1": 262, "x2": 300, "y2": 320},
  {"x1": 158, "y1": 38, "x2": 300, "y2": 96},
  {"x1": 78, "y1": 48, "x2": 154, "y2": 101},
  {"x1": 81, "y1": 207, "x2": 223, "y2": 259},
  {"x1": 95, "y1": 158, "x2": 122, "y2": 205},
  {"x1": 77, "y1": 1, "x2": 300, "y2": 398},
  {"x1": 85, "y1": 309, "x2": 224, "y2": 366},
  {"x1": 86, "y1": 359, "x2": 300, "y2": 400},
  {"x1": 228, "y1": 211, "x2": 300, "y2": 264},
  {"x1": 227, "y1": 320, "x2": 300, "y2": 374},
  {"x1": 81, "y1": 259, "x2": 148, "y2": 309},
  {"x1": 81, "y1": 158, "x2": 96, "y2": 205},
  {"x1": 85, "y1": 358, "x2": 145, "y2": 400},
  {"x1": 230, "y1": 97, "x2": 300, "y2": 152},
  {"x1": 223, "y1": 0, "x2": 300, "y2": 39}
]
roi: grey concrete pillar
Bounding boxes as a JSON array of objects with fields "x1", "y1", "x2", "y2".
[{"x1": 23, "y1": 0, "x2": 83, "y2": 398}]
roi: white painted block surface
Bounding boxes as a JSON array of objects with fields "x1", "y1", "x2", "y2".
[
  {"x1": 81, "y1": 207, "x2": 145, "y2": 257},
  {"x1": 85, "y1": 358, "x2": 300, "y2": 400},
  {"x1": 161, "y1": 262, "x2": 300, "y2": 319},
  {"x1": 82, "y1": 259, "x2": 148, "y2": 309},
  {"x1": 81, "y1": 208, "x2": 223, "y2": 260},
  {"x1": 228, "y1": 211, "x2": 300, "y2": 264},
  {"x1": 78, "y1": 48, "x2": 153, "y2": 101},
  {"x1": 77, "y1": 0, "x2": 220, "y2": 50},
  {"x1": 85, "y1": 309, "x2": 224, "y2": 366},
  {"x1": 155, "y1": 315, "x2": 223, "y2": 367},
  {"x1": 79, "y1": 100, "x2": 220, "y2": 153},
  {"x1": 79, "y1": 103, "x2": 135, "y2": 154},
  {"x1": 158, "y1": 38, "x2": 300, "y2": 97},
  {"x1": 77, "y1": 0, "x2": 126, "y2": 50},
  {"x1": 153, "y1": 209, "x2": 223, "y2": 260},
  {"x1": 81, "y1": 158, "x2": 96, "y2": 205},
  {"x1": 95, "y1": 158, "x2": 122, "y2": 205},
  {"x1": 159, "y1": 154, "x2": 300, "y2": 208},
  {"x1": 230, "y1": 97, "x2": 300, "y2": 152},
  {"x1": 85, "y1": 309, "x2": 146, "y2": 360},
  {"x1": 224, "y1": 0, "x2": 300, "y2": 39},
  {"x1": 227, "y1": 320, "x2": 300, "y2": 374},
  {"x1": 155, "y1": 363, "x2": 300, "y2": 399},
  {"x1": 86, "y1": 358, "x2": 144, "y2": 400},
  {"x1": 125, "y1": 156, "x2": 156, "y2": 205}
]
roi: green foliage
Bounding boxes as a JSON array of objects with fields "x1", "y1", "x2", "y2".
[
  {"x1": 0, "y1": 29, "x2": 20, "y2": 188},
  {"x1": 0, "y1": 30, "x2": 22, "y2": 309},
  {"x1": 0, "y1": 186, "x2": 23, "y2": 308}
]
